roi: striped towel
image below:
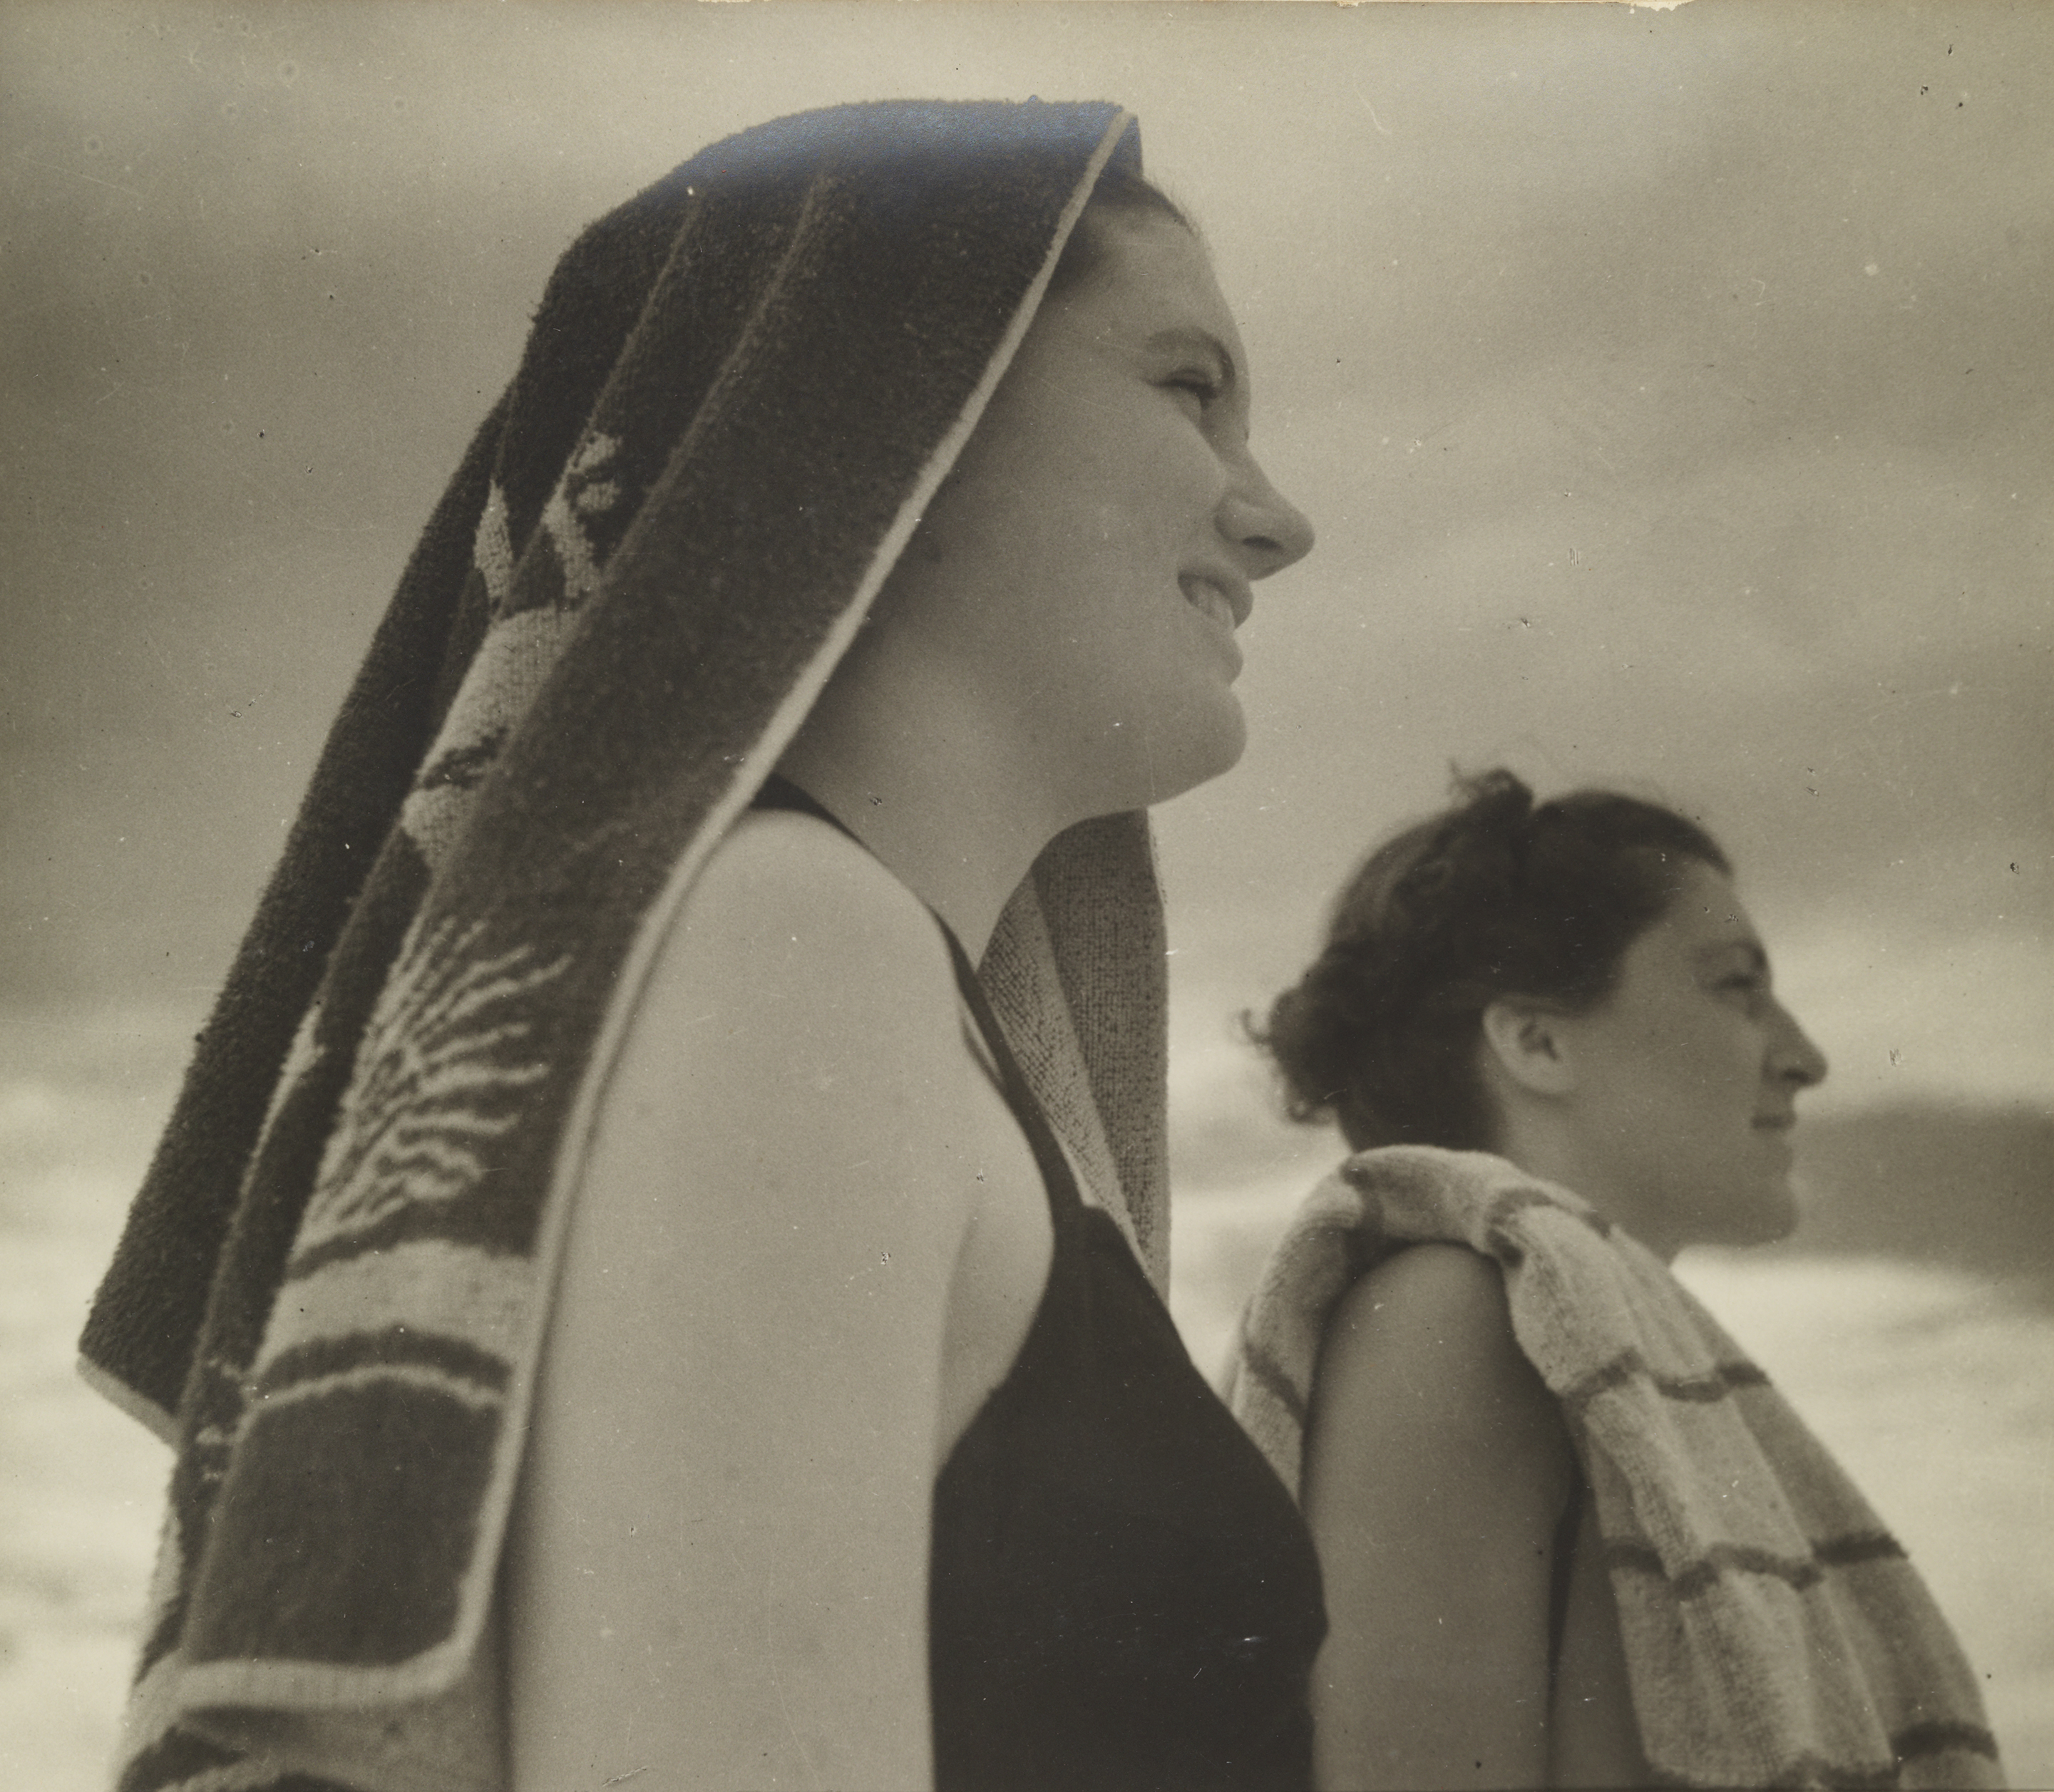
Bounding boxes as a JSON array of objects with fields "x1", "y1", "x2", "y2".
[
  {"x1": 78, "y1": 101, "x2": 1171, "y2": 1792},
  {"x1": 1225, "y1": 1145, "x2": 2003, "y2": 1790}
]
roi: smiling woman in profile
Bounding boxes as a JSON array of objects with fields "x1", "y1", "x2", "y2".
[
  {"x1": 80, "y1": 101, "x2": 1325, "y2": 1792},
  {"x1": 1228, "y1": 768, "x2": 2003, "y2": 1792}
]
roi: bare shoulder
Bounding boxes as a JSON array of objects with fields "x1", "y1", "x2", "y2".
[
  {"x1": 664, "y1": 808, "x2": 955, "y2": 1015},
  {"x1": 592, "y1": 806, "x2": 978, "y2": 1270},
  {"x1": 615, "y1": 808, "x2": 970, "y2": 1096},
  {"x1": 1312, "y1": 1244, "x2": 1571, "y2": 1496},
  {"x1": 1323, "y1": 1243, "x2": 1519, "y2": 1375}
]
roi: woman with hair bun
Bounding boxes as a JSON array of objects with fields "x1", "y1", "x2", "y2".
[{"x1": 1226, "y1": 770, "x2": 2002, "y2": 1791}]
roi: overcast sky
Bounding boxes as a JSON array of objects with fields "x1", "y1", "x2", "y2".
[{"x1": 3, "y1": 0, "x2": 2047, "y2": 1115}]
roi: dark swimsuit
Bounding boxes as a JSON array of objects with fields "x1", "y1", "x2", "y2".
[{"x1": 752, "y1": 781, "x2": 1327, "y2": 1792}]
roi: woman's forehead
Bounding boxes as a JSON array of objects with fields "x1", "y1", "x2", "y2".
[
  {"x1": 1056, "y1": 211, "x2": 1240, "y2": 346},
  {"x1": 1646, "y1": 862, "x2": 1764, "y2": 961}
]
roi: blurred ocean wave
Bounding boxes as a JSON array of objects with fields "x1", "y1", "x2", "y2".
[
  {"x1": 1, "y1": 1014, "x2": 185, "y2": 1792},
  {"x1": 4, "y1": 1019, "x2": 2048, "y2": 1789}
]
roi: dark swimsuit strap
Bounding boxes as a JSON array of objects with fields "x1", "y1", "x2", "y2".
[
  {"x1": 749, "y1": 774, "x2": 1086, "y2": 1219},
  {"x1": 1545, "y1": 1457, "x2": 1588, "y2": 1699}
]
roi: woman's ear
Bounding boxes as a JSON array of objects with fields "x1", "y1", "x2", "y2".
[{"x1": 1478, "y1": 999, "x2": 1578, "y2": 1099}]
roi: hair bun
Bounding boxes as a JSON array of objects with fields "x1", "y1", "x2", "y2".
[
  {"x1": 1454, "y1": 767, "x2": 1534, "y2": 835},
  {"x1": 1385, "y1": 768, "x2": 1534, "y2": 940}
]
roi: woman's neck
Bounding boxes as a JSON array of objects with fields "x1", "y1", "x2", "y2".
[
  {"x1": 776, "y1": 646, "x2": 1075, "y2": 962},
  {"x1": 1492, "y1": 1115, "x2": 1685, "y2": 1265}
]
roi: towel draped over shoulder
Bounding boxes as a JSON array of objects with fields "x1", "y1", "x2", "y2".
[
  {"x1": 79, "y1": 99, "x2": 1171, "y2": 1792},
  {"x1": 1224, "y1": 1145, "x2": 2003, "y2": 1791}
]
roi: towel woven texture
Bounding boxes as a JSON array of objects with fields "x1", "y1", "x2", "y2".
[
  {"x1": 1225, "y1": 1145, "x2": 2002, "y2": 1791},
  {"x1": 78, "y1": 100, "x2": 1168, "y2": 1792}
]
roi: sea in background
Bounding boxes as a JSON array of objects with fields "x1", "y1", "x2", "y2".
[{"x1": 4, "y1": 1006, "x2": 2050, "y2": 1791}]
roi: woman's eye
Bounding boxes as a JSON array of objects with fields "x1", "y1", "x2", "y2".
[{"x1": 1164, "y1": 371, "x2": 1221, "y2": 412}]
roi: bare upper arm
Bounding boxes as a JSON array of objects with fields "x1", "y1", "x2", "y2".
[
  {"x1": 1302, "y1": 1244, "x2": 1576, "y2": 1792},
  {"x1": 1308, "y1": 1245, "x2": 1571, "y2": 1485},
  {"x1": 505, "y1": 813, "x2": 980, "y2": 1791}
]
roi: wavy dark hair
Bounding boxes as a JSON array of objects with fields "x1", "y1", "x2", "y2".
[{"x1": 1253, "y1": 769, "x2": 1730, "y2": 1151}]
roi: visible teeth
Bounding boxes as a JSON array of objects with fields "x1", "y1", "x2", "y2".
[{"x1": 1183, "y1": 577, "x2": 1234, "y2": 627}]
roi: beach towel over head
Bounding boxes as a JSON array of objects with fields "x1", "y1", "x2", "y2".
[{"x1": 79, "y1": 98, "x2": 1169, "y2": 1792}]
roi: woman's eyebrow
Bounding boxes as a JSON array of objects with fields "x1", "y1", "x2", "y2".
[{"x1": 1695, "y1": 939, "x2": 1770, "y2": 974}]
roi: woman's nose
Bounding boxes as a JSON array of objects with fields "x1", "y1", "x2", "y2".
[
  {"x1": 1220, "y1": 453, "x2": 1315, "y2": 580},
  {"x1": 1770, "y1": 1001, "x2": 1829, "y2": 1089}
]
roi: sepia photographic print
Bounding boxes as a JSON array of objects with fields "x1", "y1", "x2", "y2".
[{"x1": 4, "y1": 3, "x2": 2047, "y2": 1788}]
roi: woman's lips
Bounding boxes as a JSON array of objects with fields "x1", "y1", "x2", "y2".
[
  {"x1": 1179, "y1": 575, "x2": 1244, "y2": 678},
  {"x1": 1180, "y1": 574, "x2": 1239, "y2": 629},
  {"x1": 1753, "y1": 1114, "x2": 1799, "y2": 1159}
]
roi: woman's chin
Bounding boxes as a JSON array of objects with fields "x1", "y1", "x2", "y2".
[
  {"x1": 1703, "y1": 1180, "x2": 1802, "y2": 1251},
  {"x1": 1749, "y1": 1191, "x2": 1802, "y2": 1247},
  {"x1": 1136, "y1": 694, "x2": 1247, "y2": 808}
]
